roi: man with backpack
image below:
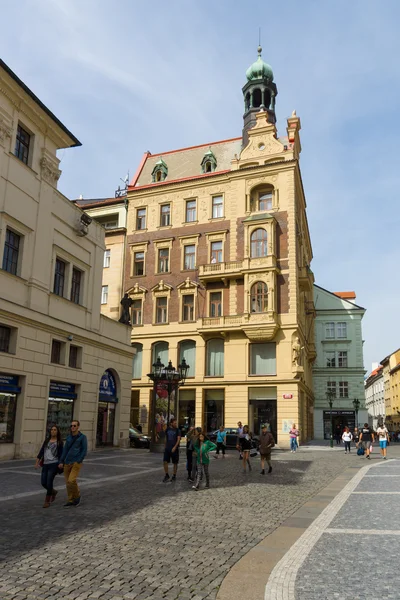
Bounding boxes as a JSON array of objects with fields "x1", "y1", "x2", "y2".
[{"x1": 359, "y1": 423, "x2": 375, "y2": 460}]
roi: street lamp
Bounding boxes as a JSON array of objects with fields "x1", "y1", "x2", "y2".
[
  {"x1": 353, "y1": 398, "x2": 360, "y2": 429},
  {"x1": 326, "y1": 389, "x2": 335, "y2": 448},
  {"x1": 147, "y1": 357, "x2": 189, "y2": 452}
]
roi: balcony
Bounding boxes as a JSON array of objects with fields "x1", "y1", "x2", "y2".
[
  {"x1": 198, "y1": 256, "x2": 278, "y2": 283},
  {"x1": 198, "y1": 311, "x2": 279, "y2": 341}
]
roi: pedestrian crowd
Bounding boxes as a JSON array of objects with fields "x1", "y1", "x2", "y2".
[{"x1": 335, "y1": 422, "x2": 390, "y2": 460}]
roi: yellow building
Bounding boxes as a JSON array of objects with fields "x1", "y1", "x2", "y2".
[
  {"x1": 0, "y1": 60, "x2": 134, "y2": 458},
  {"x1": 124, "y1": 49, "x2": 315, "y2": 447},
  {"x1": 381, "y1": 348, "x2": 400, "y2": 429}
]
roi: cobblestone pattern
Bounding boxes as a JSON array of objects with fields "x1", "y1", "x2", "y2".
[{"x1": 0, "y1": 451, "x2": 351, "y2": 600}]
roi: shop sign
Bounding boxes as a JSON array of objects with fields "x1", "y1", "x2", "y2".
[
  {"x1": 0, "y1": 374, "x2": 21, "y2": 394},
  {"x1": 323, "y1": 410, "x2": 354, "y2": 417},
  {"x1": 99, "y1": 370, "x2": 118, "y2": 403},
  {"x1": 49, "y1": 381, "x2": 77, "y2": 399},
  {"x1": 283, "y1": 393, "x2": 293, "y2": 399}
]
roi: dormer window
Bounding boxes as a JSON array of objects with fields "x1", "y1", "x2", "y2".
[
  {"x1": 151, "y1": 157, "x2": 168, "y2": 183},
  {"x1": 201, "y1": 148, "x2": 217, "y2": 174}
]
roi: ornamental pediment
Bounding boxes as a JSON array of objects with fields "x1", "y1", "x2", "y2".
[
  {"x1": 127, "y1": 283, "x2": 148, "y2": 297},
  {"x1": 151, "y1": 280, "x2": 173, "y2": 293},
  {"x1": 177, "y1": 277, "x2": 200, "y2": 291}
]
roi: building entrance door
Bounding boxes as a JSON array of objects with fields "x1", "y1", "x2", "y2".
[
  {"x1": 249, "y1": 399, "x2": 277, "y2": 442},
  {"x1": 97, "y1": 402, "x2": 116, "y2": 446}
]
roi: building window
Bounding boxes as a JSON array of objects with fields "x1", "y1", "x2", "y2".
[
  {"x1": 152, "y1": 341, "x2": 169, "y2": 365},
  {"x1": 337, "y1": 322, "x2": 347, "y2": 338},
  {"x1": 325, "y1": 322, "x2": 335, "y2": 339},
  {"x1": 0, "y1": 326, "x2": 11, "y2": 352},
  {"x1": 132, "y1": 300, "x2": 142, "y2": 325},
  {"x1": 158, "y1": 248, "x2": 169, "y2": 273},
  {"x1": 182, "y1": 295, "x2": 194, "y2": 321},
  {"x1": 51, "y1": 340, "x2": 62, "y2": 364},
  {"x1": 160, "y1": 204, "x2": 171, "y2": 227},
  {"x1": 156, "y1": 297, "x2": 168, "y2": 323},
  {"x1": 69, "y1": 345, "x2": 80, "y2": 369},
  {"x1": 258, "y1": 191, "x2": 273, "y2": 211},
  {"x1": 184, "y1": 245, "x2": 196, "y2": 270},
  {"x1": 250, "y1": 228, "x2": 268, "y2": 258},
  {"x1": 134, "y1": 252, "x2": 144, "y2": 276},
  {"x1": 326, "y1": 351, "x2": 336, "y2": 368},
  {"x1": 249, "y1": 343, "x2": 276, "y2": 376},
  {"x1": 250, "y1": 282, "x2": 268, "y2": 312},
  {"x1": 101, "y1": 285, "x2": 108, "y2": 304},
  {"x1": 211, "y1": 241, "x2": 222, "y2": 263},
  {"x1": 338, "y1": 351, "x2": 348, "y2": 368},
  {"x1": 136, "y1": 208, "x2": 146, "y2": 230},
  {"x1": 70, "y1": 268, "x2": 82, "y2": 304},
  {"x1": 103, "y1": 249, "x2": 111, "y2": 268},
  {"x1": 212, "y1": 195, "x2": 223, "y2": 219},
  {"x1": 179, "y1": 340, "x2": 196, "y2": 377},
  {"x1": 132, "y1": 343, "x2": 143, "y2": 379},
  {"x1": 206, "y1": 339, "x2": 224, "y2": 376},
  {"x1": 339, "y1": 381, "x2": 349, "y2": 398},
  {"x1": 204, "y1": 389, "x2": 224, "y2": 431},
  {"x1": 53, "y1": 258, "x2": 66, "y2": 297},
  {"x1": 327, "y1": 381, "x2": 337, "y2": 396},
  {"x1": 15, "y1": 124, "x2": 31, "y2": 165},
  {"x1": 210, "y1": 292, "x2": 222, "y2": 317},
  {"x1": 2, "y1": 229, "x2": 20, "y2": 276},
  {"x1": 0, "y1": 393, "x2": 17, "y2": 443},
  {"x1": 185, "y1": 200, "x2": 196, "y2": 222}
]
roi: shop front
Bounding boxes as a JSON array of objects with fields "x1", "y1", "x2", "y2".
[
  {"x1": 248, "y1": 387, "x2": 277, "y2": 441},
  {"x1": 0, "y1": 374, "x2": 20, "y2": 444},
  {"x1": 323, "y1": 410, "x2": 355, "y2": 440},
  {"x1": 97, "y1": 370, "x2": 118, "y2": 446},
  {"x1": 178, "y1": 388, "x2": 195, "y2": 435},
  {"x1": 204, "y1": 389, "x2": 224, "y2": 433},
  {"x1": 47, "y1": 381, "x2": 77, "y2": 440}
]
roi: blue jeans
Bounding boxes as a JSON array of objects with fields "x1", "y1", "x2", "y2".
[
  {"x1": 41, "y1": 463, "x2": 59, "y2": 495},
  {"x1": 290, "y1": 437, "x2": 297, "y2": 451}
]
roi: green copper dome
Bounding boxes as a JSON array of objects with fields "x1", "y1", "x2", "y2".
[{"x1": 246, "y1": 46, "x2": 273, "y2": 82}]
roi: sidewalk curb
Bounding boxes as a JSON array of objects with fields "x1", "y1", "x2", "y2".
[{"x1": 216, "y1": 461, "x2": 366, "y2": 600}]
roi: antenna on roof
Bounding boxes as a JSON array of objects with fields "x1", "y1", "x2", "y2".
[{"x1": 115, "y1": 171, "x2": 129, "y2": 198}]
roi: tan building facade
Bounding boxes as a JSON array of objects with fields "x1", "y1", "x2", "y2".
[
  {"x1": 0, "y1": 60, "x2": 134, "y2": 459},
  {"x1": 381, "y1": 349, "x2": 400, "y2": 430},
  {"x1": 123, "y1": 52, "x2": 315, "y2": 447}
]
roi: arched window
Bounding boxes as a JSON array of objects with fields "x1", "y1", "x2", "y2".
[
  {"x1": 201, "y1": 149, "x2": 217, "y2": 174},
  {"x1": 251, "y1": 187, "x2": 273, "y2": 212},
  {"x1": 179, "y1": 340, "x2": 196, "y2": 378},
  {"x1": 152, "y1": 341, "x2": 169, "y2": 366},
  {"x1": 251, "y1": 282, "x2": 268, "y2": 313},
  {"x1": 151, "y1": 158, "x2": 168, "y2": 183},
  {"x1": 251, "y1": 228, "x2": 268, "y2": 258},
  {"x1": 205, "y1": 161, "x2": 212, "y2": 173},
  {"x1": 245, "y1": 92, "x2": 251, "y2": 111},
  {"x1": 206, "y1": 339, "x2": 224, "y2": 377},
  {"x1": 253, "y1": 88, "x2": 262, "y2": 108},
  {"x1": 132, "y1": 343, "x2": 143, "y2": 379}
]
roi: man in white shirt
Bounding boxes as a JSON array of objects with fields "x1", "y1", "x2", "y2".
[{"x1": 377, "y1": 423, "x2": 389, "y2": 459}]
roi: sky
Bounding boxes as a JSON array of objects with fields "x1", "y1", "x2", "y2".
[{"x1": 1, "y1": 0, "x2": 399, "y2": 373}]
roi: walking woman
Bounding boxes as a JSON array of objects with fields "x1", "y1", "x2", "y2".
[
  {"x1": 342, "y1": 427, "x2": 353, "y2": 453},
  {"x1": 192, "y1": 433, "x2": 216, "y2": 490},
  {"x1": 35, "y1": 424, "x2": 63, "y2": 508},
  {"x1": 239, "y1": 425, "x2": 253, "y2": 472}
]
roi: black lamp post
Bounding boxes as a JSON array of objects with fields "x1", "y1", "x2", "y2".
[
  {"x1": 353, "y1": 398, "x2": 360, "y2": 429},
  {"x1": 326, "y1": 389, "x2": 335, "y2": 448},
  {"x1": 147, "y1": 357, "x2": 189, "y2": 452}
]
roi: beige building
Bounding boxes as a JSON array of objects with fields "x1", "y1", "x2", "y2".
[
  {"x1": 381, "y1": 348, "x2": 400, "y2": 429},
  {"x1": 122, "y1": 50, "x2": 315, "y2": 447},
  {"x1": 0, "y1": 59, "x2": 134, "y2": 459}
]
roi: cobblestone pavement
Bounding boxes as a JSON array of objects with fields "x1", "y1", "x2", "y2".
[{"x1": 0, "y1": 446, "x2": 360, "y2": 600}]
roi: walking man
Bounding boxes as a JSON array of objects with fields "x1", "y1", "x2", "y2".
[
  {"x1": 377, "y1": 421, "x2": 389, "y2": 460},
  {"x1": 359, "y1": 423, "x2": 375, "y2": 460},
  {"x1": 58, "y1": 420, "x2": 87, "y2": 507},
  {"x1": 259, "y1": 424, "x2": 275, "y2": 474},
  {"x1": 163, "y1": 418, "x2": 181, "y2": 482},
  {"x1": 236, "y1": 421, "x2": 244, "y2": 460}
]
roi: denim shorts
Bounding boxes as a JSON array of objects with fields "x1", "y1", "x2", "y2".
[{"x1": 379, "y1": 440, "x2": 387, "y2": 449}]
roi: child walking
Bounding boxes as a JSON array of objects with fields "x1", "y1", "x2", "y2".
[{"x1": 193, "y1": 434, "x2": 216, "y2": 490}]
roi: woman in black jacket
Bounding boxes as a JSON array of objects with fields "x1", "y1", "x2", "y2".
[{"x1": 35, "y1": 425, "x2": 63, "y2": 508}]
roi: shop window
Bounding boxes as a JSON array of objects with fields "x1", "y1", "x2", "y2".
[
  {"x1": 185, "y1": 200, "x2": 196, "y2": 222},
  {"x1": 210, "y1": 292, "x2": 222, "y2": 317},
  {"x1": 2, "y1": 229, "x2": 21, "y2": 276},
  {"x1": 70, "y1": 267, "x2": 82, "y2": 304},
  {"x1": 156, "y1": 297, "x2": 168, "y2": 323},
  {"x1": 132, "y1": 343, "x2": 143, "y2": 379},
  {"x1": 210, "y1": 241, "x2": 222, "y2": 263},
  {"x1": 101, "y1": 285, "x2": 108, "y2": 304},
  {"x1": 15, "y1": 123, "x2": 31, "y2": 165},
  {"x1": 54, "y1": 258, "x2": 66, "y2": 297},
  {"x1": 250, "y1": 343, "x2": 276, "y2": 375},
  {"x1": 69, "y1": 345, "x2": 81, "y2": 369},
  {"x1": 152, "y1": 341, "x2": 169, "y2": 366},
  {"x1": 184, "y1": 245, "x2": 196, "y2": 270},
  {"x1": 134, "y1": 252, "x2": 145, "y2": 276},
  {"x1": 103, "y1": 249, "x2": 111, "y2": 268},
  {"x1": 160, "y1": 204, "x2": 171, "y2": 227},
  {"x1": 206, "y1": 338, "x2": 224, "y2": 376},
  {"x1": 212, "y1": 195, "x2": 223, "y2": 219},
  {"x1": 0, "y1": 326, "x2": 11, "y2": 353},
  {"x1": 182, "y1": 294, "x2": 194, "y2": 322},
  {"x1": 136, "y1": 208, "x2": 146, "y2": 230},
  {"x1": 132, "y1": 300, "x2": 142, "y2": 325},
  {"x1": 0, "y1": 393, "x2": 17, "y2": 443},
  {"x1": 250, "y1": 282, "x2": 268, "y2": 312},
  {"x1": 250, "y1": 228, "x2": 268, "y2": 258},
  {"x1": 204, "y1": 389, "x2": 224, "y2": 432},
  {"x1": 179, "y1": 340, "x2": 196, "y2": 377},
  {"x1": 158, "y1": 248, "x2": 169, "y2": 273},
  {"x1": 179, "y1": 389, "x2": 196, "y2": 434}
]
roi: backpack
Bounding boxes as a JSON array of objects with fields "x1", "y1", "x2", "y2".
[{"x1": 357, "y1": 446, "x2": 365, "y2": 456}]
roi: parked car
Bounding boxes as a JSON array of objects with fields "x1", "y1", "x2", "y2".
[
  {"x1": 129, "y1": 427, "x2": 150, "y2": 449},
  {"x1": 207, "y1": 428, "x2": 260, "y2": 450}
]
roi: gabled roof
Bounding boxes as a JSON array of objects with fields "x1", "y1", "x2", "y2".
[{"x1": 314, "y1": 284, "x2": 365, "y2": 311}]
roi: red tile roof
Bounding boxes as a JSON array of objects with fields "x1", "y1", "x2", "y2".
[{"x1": 334, "y1": 291, "x2": 356, "y2": 300}]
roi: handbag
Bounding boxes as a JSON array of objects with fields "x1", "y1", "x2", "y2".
[{"x1": 38, "y1": 458, "x2": 44, "y2": 467}]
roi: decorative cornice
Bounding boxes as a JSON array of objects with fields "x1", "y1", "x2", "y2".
[{"x1": 40, "y1": 155, "x2": 61, "y2": 186}]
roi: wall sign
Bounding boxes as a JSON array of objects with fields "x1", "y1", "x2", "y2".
[
  {"x1": 99, "y1": 370, "x2": 118, "y2": 403},
  {"x1": 0, "y1": 374, "x2": 21, "y2": 394},
  {"x1": 49, "y1": 381, "x2": 77, "y2": 399}
]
